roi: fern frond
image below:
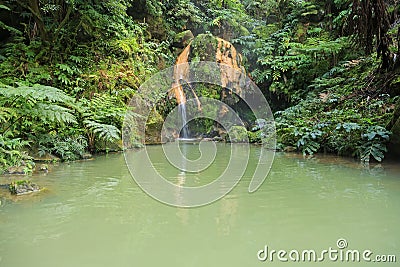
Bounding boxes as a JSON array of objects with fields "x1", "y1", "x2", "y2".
[
  {"x1": 82, "y1": 93, "x2": 126, "y2": 125},
  {"x1": 84, "y1": 120, "x2": 121, "y2": 141},
  {"x1": 33, "y1": 103, "x2": 77, "y2": 124},
  {"x1": 0, "y1": 84, "x2": 78, "y2": 133},
  {"x1": 18, "y1": 84, "x2": 75, "y2": 104},
  {"x1": 0, "y1": 84, "x2": 75, "y2": 105},
  {"x1": 0, "y1": 107, "x2": 14, "y2": 123}
]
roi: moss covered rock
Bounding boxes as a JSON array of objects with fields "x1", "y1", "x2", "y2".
[
  {"x1": 31, "y1": 152, "x2": 60, "y2": 162},
  {"x1": 173, "y1": 30, "x2": 194, "y2": 49},
  {"x1": 167, "y1": 34, "x2": 250, "y2": 142},
  {"x1": 388, "y1": 100, "x2": 400, "y2": 156},
  {"x1": 228, "y1": 126, "x2": 248, "y2": 143},
  {"x1": 94, "y1": 139, "x2": 123, "y2": 153},
  {"x1": 9, "y1": 180, "x2": 41, "y2": 195},
  {"x1": 190, "y1": 34, "x2": 220, "y2": 62},
  {"x1": 145, "y1": 109, "x2": 164, "y2": 144}
]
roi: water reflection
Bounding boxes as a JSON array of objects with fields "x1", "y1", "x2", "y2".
[
  {"x1": 216, "y1": 197, "x2": 238, "y2": 236},
  {"x1": 0, "y1": 147, "x2": 399, "y2": 267}
]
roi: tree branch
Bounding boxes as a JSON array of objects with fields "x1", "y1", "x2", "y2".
[
  {"x1": 55, "y1": 6, "x2": 72, "y2": 38},
  {"x1": 15, "y1": 0, "x2": 48, "y2": 41}
]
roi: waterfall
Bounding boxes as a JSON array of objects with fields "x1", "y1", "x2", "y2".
[
  {"x1": 178, "y1": 102, "x2": 189, "y2": 138},
  {"x1": 169, "y1": 35, "x2": 246, "y2": 142},
  {"x1": 170, "y1": 42, "x2": 201, "y2": 140}
]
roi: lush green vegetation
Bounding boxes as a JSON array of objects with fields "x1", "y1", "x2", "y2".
[{"x1": 0, "y1": 0, "x2": 399, "y2": 173}]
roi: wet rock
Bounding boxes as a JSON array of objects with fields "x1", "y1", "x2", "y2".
[
  {"x1": 203, "y1": 130, "x2": 219, "y2": 138},
  {"x1": 9, "y1": 180, "x2": 41, "y2": 195},
  {"x1": 169, "y1": 34, "x2": 248, "y2": 143},
  {"x1": 284, "y1": 146, "x2": 297, "y2": 152},
  {"x1": 171, "y1": 34, "x2": 247, "y2": 105},
  {"x1": 173, "y1": 30, "x2": 194, "y2": 49},
  {"x1": 218, "y1": 129, "x2": 228, "y2": 141},
  {"x1": 94, "y1": 139, "x2": 123, "y2": 153},
  {"x1": 39, "y1": 164, "x2": 48, "y2": 172},
  {"x1": 213, "y1": 136, "x2": 224, "y2": 142},
  {"x1": 145, "y1": 109, "x2": 164, "y2": 145},
  {"x1": 388, "y1": 100, "x2": 400, "y2": 156},
  {"x1": 82, "y1": 153, "x2": 92, "y2": 159},
  {"x1": 5, "y1": 166, "x2": 26, "y2": 175},
  {"x1": 146, "y1": 34, "x2": 250, "y2": 146},
  {"x1": 32, "y1": 152, "x2": 60, "y2": 162}
]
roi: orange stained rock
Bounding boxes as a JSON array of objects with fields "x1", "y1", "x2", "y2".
[
  {"x1": 171, "y1": 43, "x2": 191, "y2": 105},
  {"x1": 170, "y1": 36, "x2": 246, "y2": 108}
]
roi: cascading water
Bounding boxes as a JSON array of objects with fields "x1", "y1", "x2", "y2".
[
  {"x1": 178, "y1": 102, "x2": 189, "y2": 138},
  {"x1": 170, "y1": 34, "x2": 246, "y2": 142},
  {"x1": 174, "y1": 76, "x2": 189, "y2": 139}
]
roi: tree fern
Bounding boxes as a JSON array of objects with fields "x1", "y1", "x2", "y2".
[
  {"x1": 0, "y1": 84, "x2": 77, "y2": 134},
  {"x1": 82, "y1": 93, "x2": 126, "y2": 122},
  {"x1": 77, "y1": 93, "x2": 128, "y2": 150},
  {"x1": 1, "y1": 84, "x2": 75, "y2": 105},
  {"x1": 33, "y1": 103, "x2": 77, "y2": 124}
]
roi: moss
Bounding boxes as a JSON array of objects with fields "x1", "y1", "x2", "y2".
[
  {"x1": 94, "y1": 139, "x2": 123, "y2": 153},
  {"x1": 391, "y1": 117, "x2": 400, "y2": 142},
  {"x1": 389, "y1": 100, "x2": 400, "y2": 155},
  {"x1": 190, "y1": 34, "x2": 219, "y2": 62},
  {"x1": 9, "y1": 180, "x2": 40, "y2": 195},
  {"x1": 174, "y1": 30, "x2": 194, "y2": 48},
  {"x1": 145, "y1": 109, "x2": 164, "y2": 144},
  {"x1": 228, "y1": 126, "x2": 248, "y2": 143},
  {"x1": 248, "y1": 130, "x2": 262, "y2": 143}
]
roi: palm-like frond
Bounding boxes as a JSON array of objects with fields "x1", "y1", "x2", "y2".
[
  {"x1": 33, "y1": 103, "x2": 77, "y2": 124},
  {"x1": 0, "y1": 84, "x2": 78, "y2": 133},
  {"x1": 84, "y1": 120, "x2": 121, "y2": 142},
  {"x1": 1, "y1": 84, "x2": 75, "y2": 104}
]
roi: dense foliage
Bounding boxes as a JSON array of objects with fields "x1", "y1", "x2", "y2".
[{"x1": 0, "y1": 0, "x2": 399, "y2": 172}]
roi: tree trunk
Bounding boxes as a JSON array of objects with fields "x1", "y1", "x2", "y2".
[
  {"x1": 348, "y1": 0, "x2": 391, "y2": 69},
  {"x1": 16, "y1": 0, "x2": 48, "y2": 42}
]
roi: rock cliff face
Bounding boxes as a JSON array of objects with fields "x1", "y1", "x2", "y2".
[
  {"x1": 144, "y1": 33, "x2": 250, "y2": 144},
  {"x1": 165, "y1": 33, "x2": 250, "y2": 141},
  {"x1": 170, "y1": 33, "x2": 247, "y2": 109},
  {"x1": 388, "y1": 100, "x2": 400, "y2": 156}
]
